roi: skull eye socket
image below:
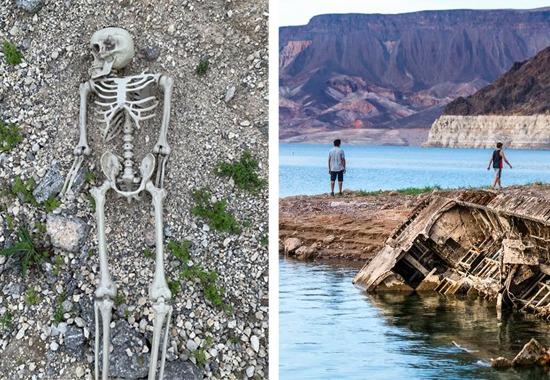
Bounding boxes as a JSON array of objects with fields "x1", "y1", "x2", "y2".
[{"x1": 92, "y1": 43, "x2": 100, "y2": 52}]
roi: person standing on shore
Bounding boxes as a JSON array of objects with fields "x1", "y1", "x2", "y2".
[
  {"x1": 487, "y1": 142, "x2": 512, "y2": 189},
  {"x1": 328, "y1": 139, "x2": 346, "y2": 196}
]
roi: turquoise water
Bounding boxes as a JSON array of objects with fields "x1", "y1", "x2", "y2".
[
  {"x1": 279, "y1": 144, "x2": 550, "y2": 197},
  {"x1": 280, "y1": 258, "x2": 550, "y2": 380}
]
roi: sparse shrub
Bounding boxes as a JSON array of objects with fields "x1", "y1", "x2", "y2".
[
  {"x1": 181, "y1": 264, "x2": 227, "y2": 310},
  {"x1": 0, "y1": 311, "x2": 13, "y2": 332},
  {"x1": 87, "y1": 194, "x2": 96, "y2": 212},
  {"x1": 357, "y1": 186, "x2": 442, "y2": 196},
  {"x1": 5, "y1": 214, "x2": 14, "y2": 230},
  {"x1": 0, "y1": 121, "x2": 23, "y2": 152},
  {"x1": 196, "y1": 58, "x2": 209, "y2": 76},
  {"x1": 43, "y1": 197, "x2": 61, "y2": 213},
  {"x1": 11, "y1": 176, "x2": 37, "y2": 205},
  {"x1": 143, "y1": 248, "x2": 154, "y2": 259},
  {"x1": 167, "y1": 279, "x2": 180, "y2": 296},
  {"x1": 216, "y1": 151, "x2": 266, "y2": 193},
  {"x1": 260, "y1": 234, "x2": 268, "y2": 248},
  {"x1": 84, "y1": 171, "x2": 96, "y2": 184},
  {"x1": 114, "y1": 293, "x2": 125, "y2": 307},
  {"x1": 2, "y1": 40, "x2": 22, "y2": 65},
  {"x1": 53, "y1": 292, "x2": 65, "y2": 323},
  {"x1": 192, "y1": 188, "x2": 240, "y2": 234},
  {"x1": 52, "y1": 255, "x2": 63, "y2": 276},
  {"x1": 168, "y1": 240, "x2": 191, "y2": 263},
  {"x1": 0, "y1": 227, "x2": 47, "y2": 277},
  {"x1": 192, "y1": 348, "x2": 207, "y2": 367},
  {"x1": 25, "y1": 288, "x2": 39, "y2": 306}
]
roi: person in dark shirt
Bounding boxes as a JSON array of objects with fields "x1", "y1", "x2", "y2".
[{"x1": 487, "y1": 142, "x2": 512, "y2": 189}]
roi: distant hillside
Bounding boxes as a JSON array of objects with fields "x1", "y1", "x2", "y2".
[
  {"x1": 444, "y1": 46, "x2": 550, "y2": 115},
  {"x1": 280, "y1": 8, "x2": 550, "y2": 144}
]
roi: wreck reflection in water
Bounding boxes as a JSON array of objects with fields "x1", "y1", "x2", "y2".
[{"x1": 280, "y1": 258, "x2": 550, "y2": 380}]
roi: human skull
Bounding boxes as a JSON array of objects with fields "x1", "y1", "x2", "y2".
[{"x1": 89, "y1": 27, "x2": 135, "y2": 79}]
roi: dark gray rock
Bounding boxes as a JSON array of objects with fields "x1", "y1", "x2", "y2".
[
  {"x1": 33, "y1": 163, "x2": 64, "y2": 203},
  {"x1": 107, "y1": 320, "x2": 150, "y2": 379},
  {"x1": 79, "y1": 297, "x2": 95, "y2": 336},
  {"x1": 15, "y1": 0, "x2": 44, "y2": 13},
  {"x1": 142, "y1": 46, "x2": 160, "y2": 61},
  {"x1": 71, "y1": 167, "x2": 87, "y2": 194},
  {"x1": 64, "y1": 325, "x2": 85, "y2": 358},
  {"x1": 2, "y1": 282, "x2": 25, "y2": 298},
  {"x1": 162, "y1": 359, "x2": 201, "y2": 380}
]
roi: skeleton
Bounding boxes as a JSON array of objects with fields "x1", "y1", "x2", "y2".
[{"x1": 61, "y1": 27, "x2": 174, "y2": 379}]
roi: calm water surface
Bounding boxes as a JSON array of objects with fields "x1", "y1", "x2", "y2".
[
  {"x1": 279, "y1": 144, "x2": 550, "y2": 197},
  {"x1": 280, "y1": 258, "x2": 550, "y2": 380}
]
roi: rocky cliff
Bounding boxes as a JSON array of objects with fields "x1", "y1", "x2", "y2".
[
  {"x1": 279, "y1": 8, "x2": 550, "y2": 144},
  {"x1": 427, "y1": 46, "x2": 550, "y2": 148},
  {"x1": 426, "y1": 115, "x2": 550, "y2": 148}
]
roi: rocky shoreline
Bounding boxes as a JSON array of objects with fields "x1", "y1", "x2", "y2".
[
  {"x1": 280, "y1": 184, "x2": 550, "y2": 263},
  {"x1": 280, "y1": 190, "x2": 426, "y2": 261}
]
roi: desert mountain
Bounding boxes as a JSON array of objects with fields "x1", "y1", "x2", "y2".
[
  {"x1": 443, "y1": 46, "x2": 550, "y2": 115},
  {"x1": 425, "y1": 45, "x2": 550, "y2": 149},
  {"x1": 279, "y1": 8, "x2": 550, "y2": 143}
]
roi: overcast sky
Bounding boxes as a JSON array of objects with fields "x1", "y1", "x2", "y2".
[{"x1": 279, "y1": 0, "x2": 550, "y2": 26}]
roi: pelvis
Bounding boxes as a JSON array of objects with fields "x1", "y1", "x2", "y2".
[{"x1": 100, "y1": 151, "x2": 155, "y2": 198}]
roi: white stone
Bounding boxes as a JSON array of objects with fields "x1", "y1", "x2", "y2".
[
  {"x1": 246, "y1": 366, "x2": 255, "y2": 377},
  {"x1": 250, "y1": 335, "x2": 260, "y2": 352},
  {"x1": 186, "y1": 339, "x2": 198, "y2": 351}
]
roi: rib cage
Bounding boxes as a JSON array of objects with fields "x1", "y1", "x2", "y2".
[{"x1": 91, "y1": 72, "x2": 161, "y2": 141}]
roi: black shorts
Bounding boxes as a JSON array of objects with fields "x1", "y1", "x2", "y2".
[{"x1": 330, "y1": 170, "x2": 344, "y2": 182}]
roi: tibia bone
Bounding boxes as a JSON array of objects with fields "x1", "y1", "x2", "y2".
[
  {"x1": 95, "y1": 298, "x2": 114, "y2": 380},
  {"x1": 148, "y1": 299, "x2": 172, "y2": 380}
]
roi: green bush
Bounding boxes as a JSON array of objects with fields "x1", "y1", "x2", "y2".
[
  {"x1": 181, "y1": 265, "x2": 226, "y2": 310},
  {"x1": 0, "y1": 121, "x2": 23, "y2": 152},
  {"x1": 43, "y1": 197, "x2": 61, "y2": 213},
  {"x1": 168, "y1": 240, "x2": 191, "y2": 263},
  {"x1": 2, "y1": 40, "x2": 22, "y2": 65},
  {"x1": 0, "y1": 311, "x2": 13, "y2": 332},
  {"x1": 11, "y1": 176, "x2": 37, "y2": 205},
  {"x1": 25, "y1": 288, "x2": 39, "y2": 306},
  {"x1": 0, "y1": 227, "x2": 47, "y2": 277},
  {"x1": 196, "y1": 58, "x2": 209, "y2": 76},
  {"x1": 216, "y1": 151, "x2": 266, "y2": 193},
  {"x1": 192, "y1": 188, "x2": 240, "y2": 234}
]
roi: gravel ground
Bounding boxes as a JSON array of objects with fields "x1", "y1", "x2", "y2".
[{"x1": 0, "y1": 0, "x2": 268, "y2": 379}]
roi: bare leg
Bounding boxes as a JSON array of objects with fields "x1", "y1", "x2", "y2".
[
  {"x1": 145, "y1": 181, "x2": 172, "y2": 380},
  {"x1": 330, "y1": 181, "x2": 335, "y2": 195},
  {"x1": 338, "y1": 181, "x2": 343, "y2": 194},
  {"x1": 91, "y1": 181, "x2": 116, "y2": 380}
]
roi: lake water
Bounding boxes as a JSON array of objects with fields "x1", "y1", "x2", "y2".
[
  {"x1": 280, "y1": 258, "x2": 550, "y2": 380},
  {"x1": 279, "y1": 144, "x2": 550, "y2": 197}
]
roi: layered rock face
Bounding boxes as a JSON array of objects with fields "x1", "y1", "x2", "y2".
[
  {"x1": 426, "y1": 115, "x2": 550, "y2": 149},
  {"x1": 280, "y1": 8, "x2": 550, "y2": 143},
  {"x1": 427, "y1": 46, "x2": 550, "y2": 148}
]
